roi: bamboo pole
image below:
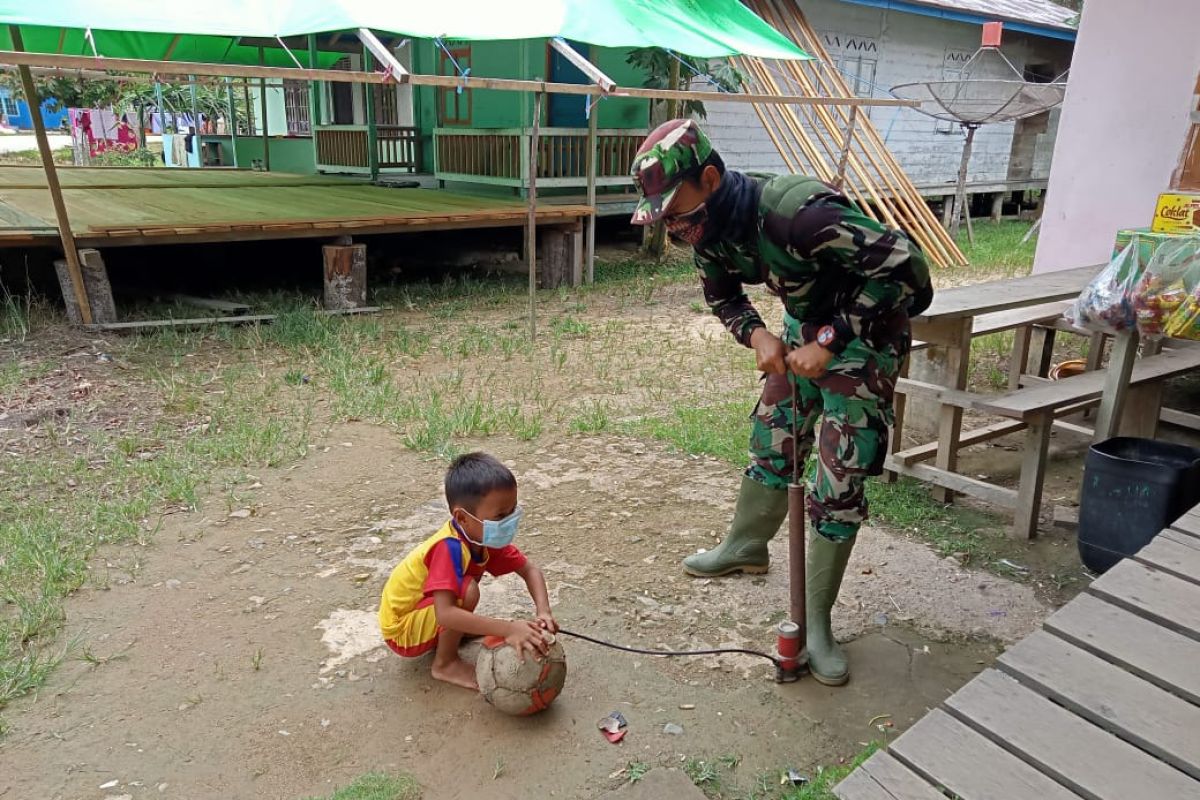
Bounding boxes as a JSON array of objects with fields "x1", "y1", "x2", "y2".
[
  {"x1": 10, "y1": 25, "x2": 92, "y2": 325},
  {"x1": 741, "y1": 59, "x2": 824, "y2": 178},
  {"x1": 737, "y1": 9, "x2": 903, "y2": 231},
  {"x1": 746, "y1": 53, "x2": 889, "y2": 225},
  {"x1": 527, "y1": 99, "x2": 541, "y2": 340},
  {"x1": 742, "y1": 56, "x2": 888, "y2": 226},
  {"x1": 748, "y1": 0, "x2": 936, "y2": 247},
  {"x1": 835, "y1": 106, "x2": 859, "y2": 190},
  {"x1": 0, "y1": 49, "x2": 918, "y2": 108},
  {"x1": 775, "y1": 2, "x2": 964, "y2": 265},
  {"x1": 748, "y1": 0, "x2": 957, "y2": 265}
]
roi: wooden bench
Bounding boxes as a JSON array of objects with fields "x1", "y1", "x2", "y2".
[{"x1": 888, "y1": 343, "x2": 1200, "y2": 538}]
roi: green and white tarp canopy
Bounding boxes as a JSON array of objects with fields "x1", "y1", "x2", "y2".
[{"x1": 0, "y1": 0, "x2": 810, "y2": 67}]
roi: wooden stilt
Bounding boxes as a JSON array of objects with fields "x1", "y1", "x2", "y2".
[
  {"x1": 11, "y1": 25, "x2": 92, "y2": 325},
  {"x1": 54, "y1": 248, "x2": 116, "y2": 325},
  {"x1": 322, "y1": 242, "x2": 367, "y2": 309},
  {"x1": 540, "y1": 223, "x2": 582, "y2": 289}
]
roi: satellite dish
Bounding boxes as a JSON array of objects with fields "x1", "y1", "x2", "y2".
[{"x1": 891, "y1": 23, "x2": 1067, "y2": 242}]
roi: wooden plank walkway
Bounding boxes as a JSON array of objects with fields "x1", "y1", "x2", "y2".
[
  {"x1": 0, "y1": 166, "x2": 592, "y2": 248},
  {"x1": 835, "y1": 504, "x2": 1200, "y2": 800}
]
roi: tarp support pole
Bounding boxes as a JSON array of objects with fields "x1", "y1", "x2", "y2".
[
  {"x1": 527, "y1": 99, "x2": 541, "y2": 341},
  {"x1": 226, "y1": 77, "x2": 239, "y2": 167},
  {"x1": 189, "y1": 76, "x2": 200, "y2": 165},
  {"x1": 550, "y1": 38, "x2": 615, "y2": 93},
  {"x1": 356, "y1": 28, "x2": 408, "y2": 80},
  {"x1": 585, "y1": 101, "x2": 597, "y2": 284},
  {"x1": 308, "y1": 34, "x2": 321, "y2": 168},
  {"x1": 363, "y1": 46, "x2": 378, "y2": 181},
  {"x1": 9, "y1": 25, "x2": 91, "y2": 325},
  {"x1": 258, "y1": 47, "x2": 270, "y2": 171}
]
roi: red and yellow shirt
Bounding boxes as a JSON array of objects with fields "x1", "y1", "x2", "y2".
[{"x1": 378, "y1": 521, "x2": 527, "y2": 641}]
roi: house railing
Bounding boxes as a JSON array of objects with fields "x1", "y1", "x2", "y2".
[
  {"x1": 433, "y1": 127, "x2": 646, "y2": 188},
  {"x1": 315, "y1": 124, "x2": 421, "y2": 173}
]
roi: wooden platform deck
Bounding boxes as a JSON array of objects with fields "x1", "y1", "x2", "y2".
[
  {"x1": 836, "y1": 504, "x2": 1200, "y2": 800},
  {"x1": 0, "y1": 166, "x2": 592, "y2": 248}
]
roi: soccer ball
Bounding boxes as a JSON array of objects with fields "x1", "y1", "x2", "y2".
[{"x1": 475, "y1": 635, "x2": 567, "y2": 716}]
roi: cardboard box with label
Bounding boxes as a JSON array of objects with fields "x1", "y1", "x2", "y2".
[
  {"x1": 1113, "y1": 227, "x2": 1192, "y2": 272},
  {"x1": 1152, "y1": 192, "x2": 1200, "y2": 234}
]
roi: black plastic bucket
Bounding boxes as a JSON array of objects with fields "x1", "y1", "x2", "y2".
[{"x1": 1077, "y1": 437, "x2": 1200, "y2": 573}]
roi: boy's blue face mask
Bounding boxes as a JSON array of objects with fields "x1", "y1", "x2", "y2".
[{"x1": 458, "y1": 506, "x2": 522, "y2": 549}]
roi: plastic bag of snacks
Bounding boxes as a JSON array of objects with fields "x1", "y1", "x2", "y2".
[
  {"x1": 1164, "y1": 285, "x2": 1200, "y2": 339},
  {"x1": 1131, "y1": 236, "x2": 1200, "y2": 340},
  {"x1": 1066, "y1": 239, "x2": 1140, "y2": 334}
]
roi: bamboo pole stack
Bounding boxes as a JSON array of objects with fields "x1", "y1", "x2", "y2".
[{"x1": 737, "y1": 0, "x2": 968, "y2": 269}]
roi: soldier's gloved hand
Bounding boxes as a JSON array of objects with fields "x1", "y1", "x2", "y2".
[
  {"x1": 750, "y1": 328, "x2": 788, "y2": 374},
  {"x1": 786, "y1": 342, "x2": 835, "y2": 379}
]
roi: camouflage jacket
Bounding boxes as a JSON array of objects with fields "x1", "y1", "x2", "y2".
[{"x1": 696, "y1": 173, "x2": 933, "y2": 354}]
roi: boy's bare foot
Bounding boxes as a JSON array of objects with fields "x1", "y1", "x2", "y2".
[{"x1": 431, "y1": 657, "x2": 479, "y2": 690}]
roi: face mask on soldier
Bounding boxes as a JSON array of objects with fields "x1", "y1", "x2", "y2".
[{"x1": 666, "y1": 202, "x2": 709, "y2": 246}]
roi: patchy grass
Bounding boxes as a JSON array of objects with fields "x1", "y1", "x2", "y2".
[
  {"x1": 685, "y1": 754, "x2": 741, "y2": 794},
  {"x1": 0, "y1": 238, "x2": 1015, "y2": 729},
  {"x1": 0, "y1": 281, "x2": 32, "y2": 341},
  {"x1": 625, "y1": 760, "x2": 651, "y2": 783},
  {"x1": 630, "y1": 401, "x2": 749, "y2": 466},
  {"x1": 943, "y1": 220, "x2": 1037, "y2": 284},
  {"x1": 0, "y1": 356, "x2": 315, "y2": 720},
  {"x1": 305, "y1": 772, "x2": 421, "y2": 800},
  {"x1": 630, "y1": 398, "x2": 1002, "y2": 563},
  {"x1": 779, "y1": 743, "x2": 882, "y2": 800}
]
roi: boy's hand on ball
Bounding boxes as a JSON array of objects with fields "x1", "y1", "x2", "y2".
[
  {"x1": 536, "y1": 611, "x2": 559, "y2": 635},
  {"x1": 506, "y1": 620, "x2": 550, "y2": 660}
]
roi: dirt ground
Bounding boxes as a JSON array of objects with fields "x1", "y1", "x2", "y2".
[
  {"x1": 0, "y1": 418, "x2": 1050, "y2": 800},
  {"x1": 8, "y1": 235, "x2": 1170, "y2": 798}
]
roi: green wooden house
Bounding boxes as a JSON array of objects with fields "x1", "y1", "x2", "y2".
[{"x1": 202, "y1": 37, "x2": 651, "y2": 206}]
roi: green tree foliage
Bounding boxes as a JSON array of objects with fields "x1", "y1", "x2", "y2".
[{"x1": 625, "y1": 48, "x2": 743, "y2": 120}]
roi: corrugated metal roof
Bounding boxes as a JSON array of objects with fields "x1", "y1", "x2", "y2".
[{"x1": 902, "y1": 0, "x2": 1078, "y2": 31}]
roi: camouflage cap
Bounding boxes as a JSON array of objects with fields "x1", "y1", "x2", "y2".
[{"x1": 629, "y1": 119, "x2": 714, "y2": 226}]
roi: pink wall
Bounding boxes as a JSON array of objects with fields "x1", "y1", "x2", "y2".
[{"x1": 1033, "y1": 0, "x2": 1200, "y2": 274}]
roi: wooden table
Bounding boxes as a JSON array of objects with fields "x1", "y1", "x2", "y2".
[
  {"x1": 894, "y1": 264, "x2": 1200, "y2": 537},
  {"x1": 835, "y1": 506, "x2": 1200, "y2": 800},
  {"x1": 916, "y1": 264, "x2": 1103, "y2": 323},
  {"x1": 896, "y1": 266, "x2": 1102, "y2": 513}
]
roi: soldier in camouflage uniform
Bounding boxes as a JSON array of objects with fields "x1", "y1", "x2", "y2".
[{"x1": 630, "y1": 119, "x2": 932, "y2": 685}]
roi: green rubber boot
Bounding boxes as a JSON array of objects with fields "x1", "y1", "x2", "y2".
[
  {"x1": 683, "y1": 476, "x2": 788, "y2": 577},
  {"x1": 806, "y1": 533, "x2": 856, "y2": 686}
]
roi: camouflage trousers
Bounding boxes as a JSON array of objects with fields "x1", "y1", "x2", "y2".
[{"x1": 746, "y1": 322, "x2": 908, "y2": 542}]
